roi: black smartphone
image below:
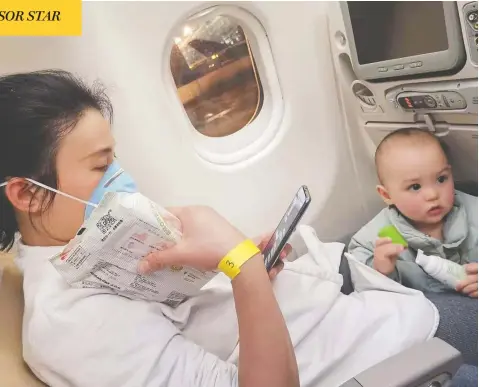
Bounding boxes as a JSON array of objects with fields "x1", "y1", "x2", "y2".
[{"x1": 263, "y1": 185, "x2": 311, "y2": 272}]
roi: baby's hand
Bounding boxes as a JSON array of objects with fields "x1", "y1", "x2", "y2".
[
  {"x1": 373, "y1": 237, "x2": 405, "y2": 276},
  {"x1": 456, "y1": 263, "x2": 478, "y2": 298}
]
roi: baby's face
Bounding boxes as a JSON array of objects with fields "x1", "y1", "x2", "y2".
[{"x1": 380, "y1": 140, "x2": 455, "y2": 226}]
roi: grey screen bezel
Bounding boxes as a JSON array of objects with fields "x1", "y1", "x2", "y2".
[{"x1": 339, "y1": 1, "x2": 466, "y2": 81}]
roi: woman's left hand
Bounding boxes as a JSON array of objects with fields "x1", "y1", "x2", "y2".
[
  {"x1": 456, "y1": 263, "x2": 478, "y2": 298},
  {"x1": 254, "y1": 232, "x2": 293, "y2": 281}
]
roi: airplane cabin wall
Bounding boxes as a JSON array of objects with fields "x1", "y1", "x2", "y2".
[
  {"x1": 0, "y1": 1, "x2": 373, "y2": 251},
  {"x1": 327, "y1": 0, "x2": 478, "y2": 219}
]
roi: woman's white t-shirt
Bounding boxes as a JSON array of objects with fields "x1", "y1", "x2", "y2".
[{"x1": 16, "y1": 226, "x2": 439, "y2": 387}]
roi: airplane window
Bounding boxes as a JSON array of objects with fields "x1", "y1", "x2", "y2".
[{"x1": 170, "y1": 15, "x2": 264, "y2": 138}]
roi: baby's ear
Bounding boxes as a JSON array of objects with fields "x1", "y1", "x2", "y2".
[{"x1": 376, "y1": 185, "x2": 393, "y2": 206}]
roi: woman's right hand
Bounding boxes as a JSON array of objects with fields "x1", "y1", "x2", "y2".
[{"x1": 138, "y1": 206, "x2": 246, "y2": 274}]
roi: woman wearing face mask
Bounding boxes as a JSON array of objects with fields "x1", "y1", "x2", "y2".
[{"x1": 0, "y1": 70, "x2": 476, "y2": 387}]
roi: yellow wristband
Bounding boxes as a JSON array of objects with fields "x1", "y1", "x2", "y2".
[{"x1": 218, "y1": 239, "x2": 260, "y2": 280}]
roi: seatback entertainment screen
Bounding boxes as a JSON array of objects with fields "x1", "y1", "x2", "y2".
[{"x1": 347, "y1": 1, "x2": 449, "y2": 65}]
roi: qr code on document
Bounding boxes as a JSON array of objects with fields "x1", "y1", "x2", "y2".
[
  {"x1": 163, "y1": 290, "x2": 186, "y2": 308},
  {"x1": 96, "y1": 211, "x2": 118, "y2": 234}
]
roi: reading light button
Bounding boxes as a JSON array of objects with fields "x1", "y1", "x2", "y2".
[{"x1": 424, "y1": 96, "x2": 437, "y2": 108}]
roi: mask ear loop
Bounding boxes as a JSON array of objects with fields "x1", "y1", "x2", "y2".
[{"x1": 0, "y1": 179, "x2": 98, "y2": 209}]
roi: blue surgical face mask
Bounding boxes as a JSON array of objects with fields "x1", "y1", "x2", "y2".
[
  {"x1": 0, "y1": 161, "x2": 138, "y2": 220},
  {"x1": 85, "y1": 161, "x2": 138, "y2": 218}
]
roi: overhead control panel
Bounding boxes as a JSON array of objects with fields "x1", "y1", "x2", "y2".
[{"x1": 385, "y1": 79, "x2": 478, "y2": 114}]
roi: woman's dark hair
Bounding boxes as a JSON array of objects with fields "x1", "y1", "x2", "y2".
[{"x1": 0, "y1": 70, "x2": 113, "y2": 251}]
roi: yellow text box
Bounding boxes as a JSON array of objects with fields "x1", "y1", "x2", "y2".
[{"x1": 0, "y1": 0, "x2": 82, "y2": 36}]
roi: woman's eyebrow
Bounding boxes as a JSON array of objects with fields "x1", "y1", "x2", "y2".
[{"x1": 82, "y1": 146, "x2": 114, "y2": 160}]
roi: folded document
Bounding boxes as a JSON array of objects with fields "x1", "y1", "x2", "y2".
[{"x1": 50, "y1": 192, "x2": 218, "y2": 306}]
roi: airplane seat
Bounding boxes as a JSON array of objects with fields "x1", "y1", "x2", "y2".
[
  {"x1": 0, "y1": 250, "x2": 462, "y2": 387},
  {"x1": 339, "y1": 248, "x2": 354, "y2": 295},
  {"x1": 337, "y1": 250, "x2": 463, "y2": 387},
  {"x1": 339, "y1": 337, "x2": 462, "y2": 387},
  {"x1": 455, "y1": 181, "x2": 478, "y2": 197},
  {"x1": 0, "y1": 252, "x2": 46, "y2": 387}
]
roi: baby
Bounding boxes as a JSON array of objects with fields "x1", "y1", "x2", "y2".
[{"x1": 348, "y1": 128, "x2": 478, "y2": 296}]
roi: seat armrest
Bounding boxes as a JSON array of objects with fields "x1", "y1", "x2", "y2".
[{"x1": 340, "y1": 338, "x2": 462, "y2": 387}]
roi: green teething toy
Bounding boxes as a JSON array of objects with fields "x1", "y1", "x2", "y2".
[{"x1": 378, "y1": 225, "x2": 408, "y2": 248}]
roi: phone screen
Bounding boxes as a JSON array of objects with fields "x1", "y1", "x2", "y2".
[{"x1": 263, "y1": 186, "x2": 311, "y2": 271}]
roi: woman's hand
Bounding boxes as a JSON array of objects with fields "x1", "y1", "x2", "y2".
[
  {"x1": 456, "y1": 263, "x2": 478, "y2": 298},
  {"x1": 138, "y1": 206, "x2": 246, "y2": 274},
  {"x1": 139, "y1": 206, "x2": 300, "y2": 387},
  {"x1": 254, "y1": 232, "x2": 293, "y2": 280}
]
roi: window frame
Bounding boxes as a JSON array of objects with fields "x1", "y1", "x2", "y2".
[{"x1": 164, "y1": 5, "x2": 284, "y2": 167}]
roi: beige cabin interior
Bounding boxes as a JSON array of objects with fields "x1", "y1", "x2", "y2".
[{"x1": 0, "y1": 251, "x2": 45, "y2": 386}]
